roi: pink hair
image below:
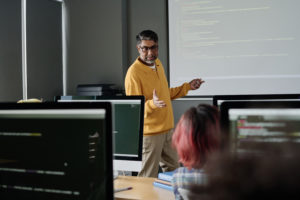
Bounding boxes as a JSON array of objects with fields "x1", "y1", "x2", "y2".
[{"x1": 172, "y1": 105, "x2": 220, "y2": 169}]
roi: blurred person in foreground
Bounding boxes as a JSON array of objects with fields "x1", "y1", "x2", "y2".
[{"x1": 187, "y1": 144, "x2": 300, "y2": 200}]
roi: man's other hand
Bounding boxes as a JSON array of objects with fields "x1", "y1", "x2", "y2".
[{"x1": 153, "y1": 89, "x2": 166, "y2": 108}]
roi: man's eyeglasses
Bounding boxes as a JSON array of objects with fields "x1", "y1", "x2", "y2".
[{"x1": 139, "y1": 45, "x2": 158, "y2": 52}]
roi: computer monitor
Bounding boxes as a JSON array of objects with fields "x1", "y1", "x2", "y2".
[
  {"x1": 220, "y1": 101, "x2": 300, "y2": 155},
  {"x1": 56, "y1": 96, "x2": 144, "y2": 172},
  {"x1": 213, "y1": 94, "x2": 300, "y2": 108},
  {"x1": 0, "y1": 102, "x2": 113, "y2": 200}
]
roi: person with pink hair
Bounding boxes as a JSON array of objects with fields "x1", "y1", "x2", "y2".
[{"x1": 171, "y1": 104, "x2": 220, "y2": 200}]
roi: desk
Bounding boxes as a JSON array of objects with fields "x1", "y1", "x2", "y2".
[{"x1": 114, "y1": 176, "x2": 175, "y2": 200}]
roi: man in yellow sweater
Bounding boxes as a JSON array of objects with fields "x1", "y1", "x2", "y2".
[{"x1": 125, "y1": 30, "x2": 204, "y2": 177}]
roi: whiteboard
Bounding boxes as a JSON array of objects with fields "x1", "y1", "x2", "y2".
[{"x1": 168, "y1": 0, "x2": 300, "y2": 96}]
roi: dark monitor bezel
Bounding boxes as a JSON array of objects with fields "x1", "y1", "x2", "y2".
[
  {"x1": 220, "y1": 100, "x2": 300, "y2": 151},
  {"x1": 0, "y1": 102, "x2": 113, "y2": 200},
  {"x1": 213, "y1": 94, "x2": 300, "y2": 107},
  {"x1": 55, "y1": 95, "x2": 145, "y2": 162}
]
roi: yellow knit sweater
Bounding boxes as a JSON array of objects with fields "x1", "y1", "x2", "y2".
[{"x1": 125, "y1": 58, "x2": 191, "y2": 135}]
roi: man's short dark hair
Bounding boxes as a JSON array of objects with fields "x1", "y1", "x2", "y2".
[{"x1": 136, "y1": 30, "x2": 158, "y2": 45}]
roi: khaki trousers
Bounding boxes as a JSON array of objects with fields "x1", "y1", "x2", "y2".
[{"x1": 138, "y1": 129, "x2": 179, "y2": 178}]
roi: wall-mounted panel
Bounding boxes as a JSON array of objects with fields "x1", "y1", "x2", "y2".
[
  {"x1": 65, "y1": 0, "x2": 124, "y2": 95},
  {"x1": 0, "y1": 0, "x2": 22, "y2": 102},
  {"x1": 27, "y1": 0, "x2": 62, "y2": 101}
]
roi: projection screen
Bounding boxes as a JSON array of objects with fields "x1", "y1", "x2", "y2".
[{"x1": 168, "y1": 0, "x2": 300, "y2": 96}]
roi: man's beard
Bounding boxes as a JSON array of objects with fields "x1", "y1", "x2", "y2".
[{"x1": 145, "y1": 56, "x2": 156, "y2": 64}]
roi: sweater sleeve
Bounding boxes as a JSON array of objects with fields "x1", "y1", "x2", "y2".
[
  {"x1": 125, "y1": 69, "x2": 156, "y2": 114},
  {"x1": 125, "y1": 71, "x2": 142, "y2": 95},
  {"x1": 169, "y1": 82, "x2": 191, "y2": 100}
]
